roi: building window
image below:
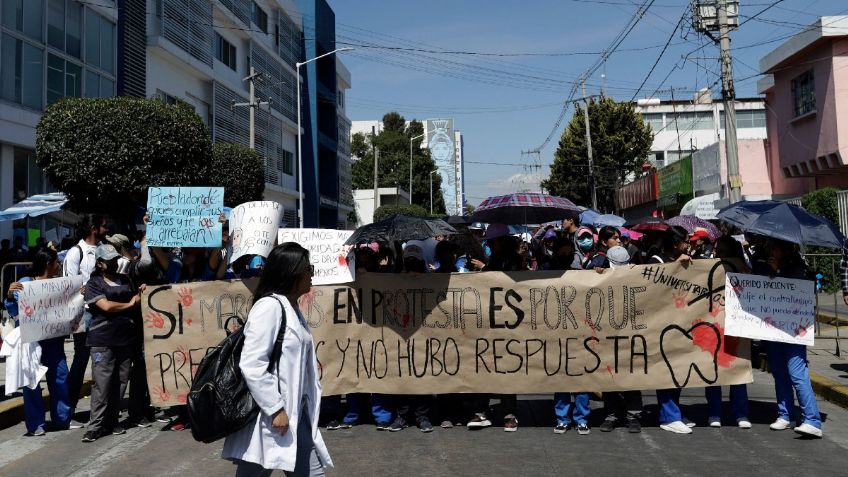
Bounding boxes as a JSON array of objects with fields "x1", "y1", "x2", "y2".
[
  {"x1": 84, "y1": 8, "x2": 115, "y2": 74},
  {"x1": 665, "y1": 150, "x2": 693, "y2": 164},
  {"x1": 47, "y1": 53, "x2": 82, "y2": 105},
  {"x1": 721, "y1": 109, "x2": 766, "y2": 129},
  {"x1": 670, "y1": 111, "x2": 713, "y2": 130},
  {"x1": 214, "y1": 33, "x2": 237, "y2": 70},
  {"x1": 252, "y1": 2, "x2": 268, "y2": 33},
  {"x1": 1, "y1": 0, "x2": 43, "y2": 42},
  {"x1": 0, "y1": 34, "x2": 44, "y2": 109},
  {"x1": 791, "y1": 70, "x2": 815, "y2": 117},
  {"x1": 13, "y1": 148, "x2": 47, "y2": 203},
  {"x1": 337, "y1": 89, "x2": 344, "y2": 108},
  {"x1": 282, "y1": 149, "x2": 293, "y2": 175},
  {"x1": 641, "y1": 113, "x2": 663, "y2": 131}
]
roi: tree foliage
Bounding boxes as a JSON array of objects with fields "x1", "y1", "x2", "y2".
[
  {"x1": 36, "y1": 97, "x2": 213, "y2": 219},
  {"x1": 209, "y1": 142, "x2": 266, "y2": 207},
  {"x1": 373, "y1": 203, "x2": 431, "y2": 222},
  {"x1": 541, "y1": 97, "x2": 653, "y2": 212},
  {"x1": 351, "y1": 112, "x2": 446, "y2": 215},
  {"x1": 801, "y1": 187, "x2": 841, "y2": 293}
]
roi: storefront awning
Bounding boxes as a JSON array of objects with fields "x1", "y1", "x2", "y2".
[{"x1": 0, "y1": 192, "x2": 68, "y2": 222}]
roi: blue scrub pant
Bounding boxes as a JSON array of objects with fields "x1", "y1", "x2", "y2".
[
  {"x1": 23, "y1": 337, "x2": 71, "y2": 433},
  {"x1": 656, "y1": 388, "x2": 684, "y2": 425},
  {"x1": 705, "y1": 384, "x2": 749, "y2": 420},
  {"x1": 767, "y1": 341, "x2": 822, "y2": 428},
  {"x1": 554, "y1": 392, "x2": 591, "y2": 426}
]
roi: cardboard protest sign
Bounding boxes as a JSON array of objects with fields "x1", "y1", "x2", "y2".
[
  {"x1": 228, "y1": 201, "x2": 284, "y2": 264},
  {"x1": 146, "y1": 186, "x2": 224, "y2": 248},
  {"x1": 278, "y1": 228, "x2": 355, "y2": 285},
  {"x1": 143, "y1": 260, "x2": 751, "y2": 405},
  {"x1": 18, "y1": 276, "x2": 85, "y2": 343},
  {"x1": 724, "y1": 272, "x2": 815, "y2": 346}
]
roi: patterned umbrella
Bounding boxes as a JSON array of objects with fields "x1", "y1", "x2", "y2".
[
  {"x1": 471, "y1": 192, "x2": 581, "y2": 225},
  {"x1": 667, "y1": 215, "x2": 721, "y2": 240},
  {"x1": 623, "y1": 217, "x2": 669, "y2": 232}
]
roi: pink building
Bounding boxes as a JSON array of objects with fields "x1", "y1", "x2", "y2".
[{"x1": 758, "y1": 16, "x2": 848, "y2": 191}]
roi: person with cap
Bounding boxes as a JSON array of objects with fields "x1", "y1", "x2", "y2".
[
  {"x1": 81, "y1": 244, "x2": 146, "y2": 443},
  {"x1": 469, "y1": 223, "x2": 491, "y2": 259},
  {"x1": 689, "y1": 230, "x2": 714, "y2": 260},
  {"x1": 606, "y1": 245, "x2": 631, "y2": 269},
  {"x1": 478, "y1": 224, "x2": 522, "y2": 432},
  {"x1": 575, "y1": 226, "x2": 598, "y2": 270},
  {"x1": 584, "y1": 226, "x2": 621, "y2": 270},
  {"x1": 105, "y1": 233, "x2": 154, "y2": 428},
  {"x1": 535, "y1": 228, "x2": 558, "y2": 270},
  {"x1": 620, "y1": 233, "x2": 641, "y2": 264}
]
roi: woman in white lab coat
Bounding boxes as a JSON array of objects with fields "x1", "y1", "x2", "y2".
[{"x1": 222, "y1": 243, "x2": 333, "y2": 476}]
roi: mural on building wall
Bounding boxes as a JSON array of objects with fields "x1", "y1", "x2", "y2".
[{"x1": 426, "y1": 119, "x2": 457, "y2": 214}]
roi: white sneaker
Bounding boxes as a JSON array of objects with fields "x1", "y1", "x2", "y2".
[
  {"x1": 770, "y1": 418, "x2": 791, "y2": 431},
  {"x1": 660, "y1": 421, "x2": 693, "y2": 434},
  {"x1": 708, "y1": 417, "x2": 721, "y2": 428},
  {"x1": 793, "y1": 423, "x2": 823, "y2": 438},
  {"x1": 737, "y1": 419, "x2": 752, "y2": 429},
  {"x1": 683, "y1": 418, "x2": 696, "y2": 428}
]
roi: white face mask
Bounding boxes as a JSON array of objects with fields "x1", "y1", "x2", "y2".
[{"x1": 116, "y1": 257, "x2": 131, "y2": 275}]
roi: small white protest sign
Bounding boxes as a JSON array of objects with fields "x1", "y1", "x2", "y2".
[
  {"x1": 277, "y1": 228, "x2": 355, "y2": 285},
  {"x1": 18, "y1": 276, "x2": 85, "y2": 343},
  {"x1": 228, "y1": 201, "x2": 284, "y2": 264},
  {"x1": 724, "y1": 272, "x2": 816, "y2": 346}
]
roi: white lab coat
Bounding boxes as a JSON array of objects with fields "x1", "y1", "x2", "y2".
[
  {"x1": 0, "y1": 327, "x2": 47, "y2": 396},
  {"x1": 222, "y1": 294, "x2": 333, "y2": 471}
]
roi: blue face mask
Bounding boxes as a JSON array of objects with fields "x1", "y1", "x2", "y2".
[
  {"x1": 133, "y1": 240, "x2": 141, "y2": 249},
  {"x1": 578, "y1": 237, "x2": 594, "y2": 251}
]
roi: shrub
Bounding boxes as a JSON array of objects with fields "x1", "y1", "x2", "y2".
[
  {"x1": 373, "y1": 203, "x2": 431, "y2": 222},
  {"x1": 801, "y1": 188, "x2": 841, "y2": 293}
]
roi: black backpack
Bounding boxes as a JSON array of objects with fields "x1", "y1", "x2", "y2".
[{"x1": 187, "y1": 295, "x2": 287, "y2": 443}]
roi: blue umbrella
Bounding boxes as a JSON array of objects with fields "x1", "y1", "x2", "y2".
[
  {"x1": 717, "y1": 200, "x2": 845, "y2": 249},
  {"x1": 595, "y1": 213, "x2": 626, "y2": 227},
  {"x1": 579, "y1": 209, "x2": 600, "y2": 227}
]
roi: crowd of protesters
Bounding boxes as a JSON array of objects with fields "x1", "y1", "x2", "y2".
[{"x1": 0, "y1": 207, "x2": 827, "y2": 459}]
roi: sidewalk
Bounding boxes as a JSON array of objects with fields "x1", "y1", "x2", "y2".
[{"x1": 0, "y1": 338, "x2": 91, "y2": 429}]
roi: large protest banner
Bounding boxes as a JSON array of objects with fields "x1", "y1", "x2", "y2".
[
  {"x1": 278, "y1": 228, "x2": 354, "y2": 285},
  {"x1": 146, "y1": 186, "x2": 224, "y2": 248},
  {"x1": 724, "y1": 272, "x2": 815, "y2": 346},
  {"x1": 228, "y1": 201, "x2": 284, "y2": 263},
  {"x1": 143, "y1": 260, "x2": 751, "y2": 406},
  {"x1": 18, "y1": 276, "x2": 85, "y2": 343}
]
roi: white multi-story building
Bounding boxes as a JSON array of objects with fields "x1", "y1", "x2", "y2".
[
  {"x1": 0, "y1": 0, "x2": 352, "y2": 239},
  {"x1": 634, "y1": 90, "x2": 767, "y2": 168},
  {"x1": 336, "y1": 57, "x2": 353, "y2": 228}
]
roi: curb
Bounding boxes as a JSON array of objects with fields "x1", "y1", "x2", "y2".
[
  {"x1": 810, "y1": 372, "x2": 848, "y2": 410},
  {"x1": 817, "y1": 312, "x2": 848, "y2": 327},
  {"x1": 0, "y1": 380, "x2": 91, "y2": 430}
]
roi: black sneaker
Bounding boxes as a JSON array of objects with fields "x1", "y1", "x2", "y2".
[
  {"x1": 375, "y1": 421, "x2": 391, "y2": 431},
  {"x1": 326, "y1": 420, "x2": 342, "y2": 430},
  {"x1": 389, "y1": 417, "x2": 408, "y2": 432},
  {"x1": 554, "y1": 422, "x2": 569, "y2": 434},
  {"x1": 627, "y1": 417, "x2": 642, "y2": 433},
  {"x1": 111, "y1": 426, "x2": 127, "y2": 435},
  {"x1": 577, "y1": 423, "x2": 590, "y2": 435},
  {"x1": 418, "y1": 419, "x2": 434, "y2": 433},
  {"x1": 466, "y1": 414, "x2": 492, "y2": 429},
  {"x1": 126, "y1": 418, "x2": 152, "y2": 428},
  {"x1": 81, "y1": 430, "x2": 103, "y2": 443},
  {"x1": 599, "y1": 419, "x2": 616, "y2": 432},
  {"x1": 69, "y1": 419, "x2": 86, "y2": 429}
]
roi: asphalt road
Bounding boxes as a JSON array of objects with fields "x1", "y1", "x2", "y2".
[{"x1": 2, "y1": 369, "x2": 848, "y2": 477}]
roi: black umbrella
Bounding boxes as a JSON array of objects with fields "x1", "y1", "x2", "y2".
[
  {"x1": 717, "y1": 200, "x2": 845, "y2": 249},
  {"x1": 344, "y1": 215, "x2": 457, "y2": 245},
  {"x1": 446, "y1": 215, "x2": 472, "y2": 226}
]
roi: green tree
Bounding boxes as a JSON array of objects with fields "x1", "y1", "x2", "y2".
[
  {"x1": 801, "y1": 187, "x2": 841, "y2": 293},
  {"x1": 351, "y1": 112, "x2": 446, "y2": 214},
  {"x1": 541, "y1": 97, "x2": 653, "y2": 212},
  {"x1": 373, "y1": 203, "x2": 431, "y2": 222},
  {"x1": 209, "y1": 142, "x2": 266, "y2": 207},
  {"x1": 36, "y1": 97, "x2": 212, "y2": 220}
]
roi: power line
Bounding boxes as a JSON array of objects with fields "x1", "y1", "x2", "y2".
[{"x1": 630, "y1": 8, "x2": 688, "y2": 101}]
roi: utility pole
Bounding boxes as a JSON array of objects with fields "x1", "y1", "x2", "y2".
[
  {"x1": 717, "y1": 0, "x2": 742, "y2": 203},
  {"x1": 232, "y1": 67, "x2": 269, "y2": 150},
  {"x1": 372, "y1": 126, "x2": 379, "y2": 216},
  {"x1": 694, "y1": 0, "x2": 742, "y2": 203},
  {"x1": 581, "y1": 81, "x2": 598, "y2": 211}
]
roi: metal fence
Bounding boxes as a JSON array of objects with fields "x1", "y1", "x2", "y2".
[{"x1": 805, "y1": 253, "x2": 843, "y2": 357}]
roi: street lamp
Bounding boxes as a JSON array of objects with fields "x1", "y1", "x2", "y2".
[{"x1": 296, "y1": 47, "x2": 354, "y2": 228}]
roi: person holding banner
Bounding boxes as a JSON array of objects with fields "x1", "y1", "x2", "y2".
[
  {"x1": 81, "y1": 244, "x2": 146, "y2": 443},
  {"x1": 704, "y1": 236, "x2": 751, "y2": 429},
  {"x1": 649, "y1": 226, "x2": 697, "y2": 435},
  {"x1": 223, "y1": 243, "x2": 333, "y2": 476},
  {"x1": 4, "y1": 247, "x2": 73, "y2": 435},
  {"x1": 753, "y1": 238, "x2": 823, "y2": 438},
  {"x1": 63, "y1": 213, "x2": 109, "y2": 425}
]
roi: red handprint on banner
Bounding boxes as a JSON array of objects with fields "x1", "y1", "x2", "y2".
[
  {"x1": 145, "y1": 311, "x2": 165, "y2": 329},
  {"x1": 178, "y1": 287, "x2": 193, "y2": 307}
]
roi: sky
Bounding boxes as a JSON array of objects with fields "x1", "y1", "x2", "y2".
[{"x1": 327, "y1": 0, "x2": 848, "y2": 208}]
